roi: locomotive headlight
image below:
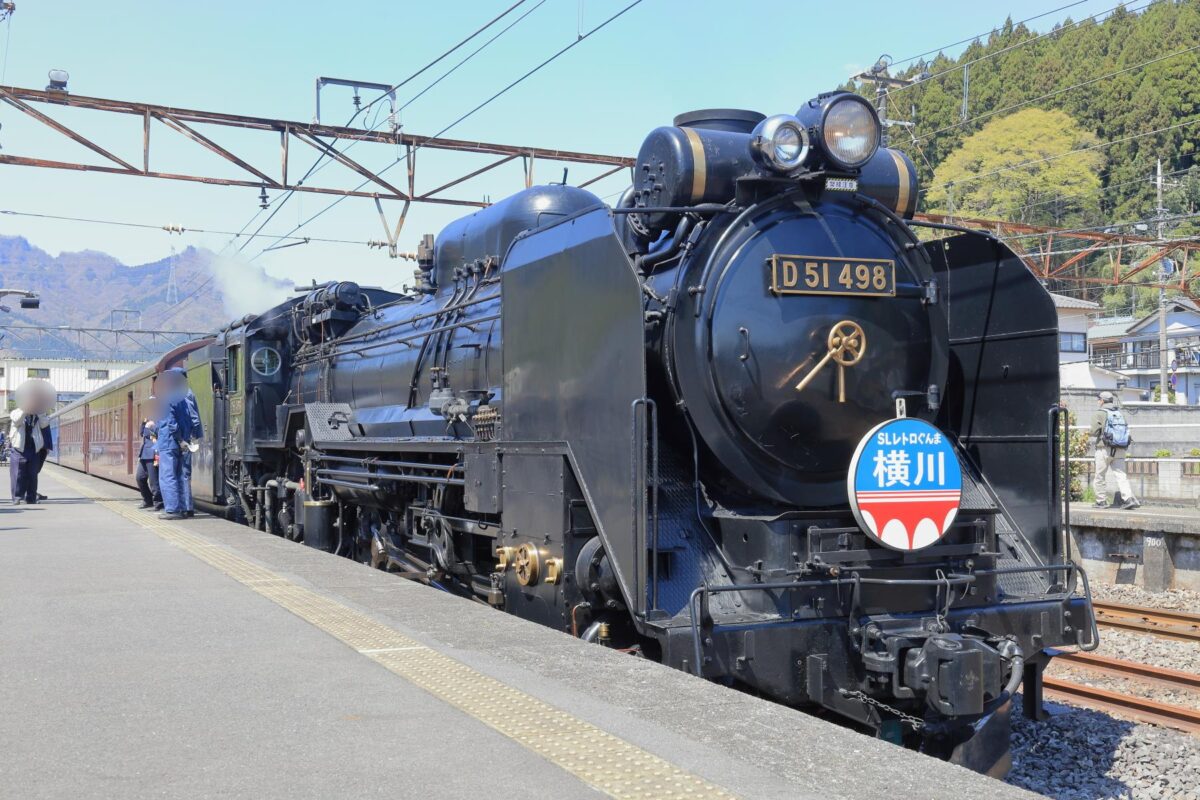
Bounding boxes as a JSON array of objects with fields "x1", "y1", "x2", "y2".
[
  {"x1": 750, "y1": 114, "x2": 810, "y2": 174},
  {"x1": 821, "y1": 96, "x2": 880, "y2": 169}
]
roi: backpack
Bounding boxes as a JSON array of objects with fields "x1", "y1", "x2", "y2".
[{"x1": 1102, "y1": 408, "x2": 1131, "y2": 448}]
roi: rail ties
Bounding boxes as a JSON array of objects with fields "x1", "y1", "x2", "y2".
[{"x1": 1091, "y1": 600, "x2": 1200, "y2": 643}]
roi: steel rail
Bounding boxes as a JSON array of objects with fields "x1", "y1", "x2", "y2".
[
  {"x1": 1054, "y1": 651, "x2": 1200, "y2": 691},
  {"x1": 1092, "y1": 601, "x2": 1200, "y2": 643},
  {"x1": 1042, "y1": 676, "x2": 1200, "y2": 735}
]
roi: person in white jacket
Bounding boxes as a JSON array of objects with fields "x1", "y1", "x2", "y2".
[{"x1": 8, "y1": 407, "x2": 52, "y2": 504}]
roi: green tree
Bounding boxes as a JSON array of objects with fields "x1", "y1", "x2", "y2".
[{"x1": 924, "y1": 108, "x2": 1105, "y2": 225}]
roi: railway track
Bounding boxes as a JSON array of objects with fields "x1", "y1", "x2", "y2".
[
  {"x1": 1045, "y1": 651, "x2": 1200, "y2": 734},
  {"x1": 1092, "y1": 600, "x2": 1200, "y2": 643}
]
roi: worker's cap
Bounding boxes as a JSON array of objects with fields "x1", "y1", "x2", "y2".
[{"x1": 1099, "y1": 390, "x2": 1115, "y2": 402}]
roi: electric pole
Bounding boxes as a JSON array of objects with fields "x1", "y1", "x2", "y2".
[
  {"x1": 1157, "y1": 159, "x2": 1170, "y2": 401},
  {"x1": 852, "y1": 55, "x2": 927, "y2": 147}
]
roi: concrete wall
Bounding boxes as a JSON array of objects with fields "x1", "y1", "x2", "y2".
[
  {"x1": 1077, "y1": 459, "x2": 1200, "y2": 507},
  {"x1": 1073, "y1": 525, "x2": 1200, "y2": 592},
  {"x1": 1062, "y1": 389, "x2": 1200, "y2": 458}
]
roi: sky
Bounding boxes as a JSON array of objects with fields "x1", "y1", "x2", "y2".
[{"x1": 0, "y1": 0, "x2": 1124, "y2": 309}]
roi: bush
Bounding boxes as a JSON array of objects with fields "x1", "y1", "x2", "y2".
[
  {"x1": 1190, "y1": 448, "x2": 1200, "y2": 457},
  {"x1": 1154, "y1": 448, "x2": 1172, "y2": 458},
  {"x1": 1065, "y1": 410, "x2": 1092, "y2": 500}
]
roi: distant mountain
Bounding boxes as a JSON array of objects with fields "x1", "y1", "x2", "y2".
[{"x1": 0, "y1": 236, "x2": 290, "y2": 359}]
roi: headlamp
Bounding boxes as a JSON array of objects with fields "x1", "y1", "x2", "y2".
[
  {"x1": 819, "y1": 95, "x2": 879, "y2": 169},
  {"x1": 750, "y1": 114, "x2": 810, "y2": 174}
]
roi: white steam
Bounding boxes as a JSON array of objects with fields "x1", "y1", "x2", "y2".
[{"x1": 209, "y1": 255, "x2": 292, "y2": 318}]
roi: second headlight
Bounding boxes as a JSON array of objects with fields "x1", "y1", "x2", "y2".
[
  {"x1": 820, "y1": 95, "x2": 880, "y2": 169},
  {"x1": 751, "y1": 114, "x2": 811, "y2": 174}
]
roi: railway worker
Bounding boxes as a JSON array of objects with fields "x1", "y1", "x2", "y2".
[
  {"x1": 169, "y1": 367, "x2": 203, "y2": 518},
  {"x1": 1091, "y1": 391, "x2": 1141, "y2": 510},
  {"x1": 155, "y1": 370, "x2": 194, "y2": 520},
  {"x1": 7, "y1": 407, "x2": 52, "y2": 505},
  {"x1": 136, "y1": 418, "x2": 160, "y2": 510}
]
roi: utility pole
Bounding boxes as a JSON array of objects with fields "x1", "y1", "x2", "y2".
[
  {"x1": 852, "y1": 55, "x2": 927, "y2": 147},
  {"x1": 166, "y1": 246, "x2": 179, "y2": 306},
  {"x1": 1157, "y1": 159, "x2": 1170, "y2": 401}
]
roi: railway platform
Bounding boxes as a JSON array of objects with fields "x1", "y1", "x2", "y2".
[
  {"x1": 0, "y1": 466, "x2": 1039, "y2": 800},
  {"x1": 1069, "y1": 503, "x2": 1200, "y2": 592}
]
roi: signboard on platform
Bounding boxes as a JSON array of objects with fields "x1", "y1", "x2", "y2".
[{"x1": 847, "y1": 417, "x2": 963, "y2": 551}]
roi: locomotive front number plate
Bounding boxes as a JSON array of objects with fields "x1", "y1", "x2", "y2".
[{"x1": 768, "y1": 255, "x2": 896, "y2": 298}]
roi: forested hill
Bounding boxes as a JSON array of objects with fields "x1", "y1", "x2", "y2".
[{"x1": 857, "y1": 0, "x2": 1200, "y2": 234}]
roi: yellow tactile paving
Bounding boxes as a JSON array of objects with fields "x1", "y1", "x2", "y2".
[{"x1": 49, "y1": 469, "x2": 739, "y2": 800}]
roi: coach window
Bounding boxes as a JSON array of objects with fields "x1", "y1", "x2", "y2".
[{"x1": 27, "y1": 368, "x2": 49, "y2": 379}]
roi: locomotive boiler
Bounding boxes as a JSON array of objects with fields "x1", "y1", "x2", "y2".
[{"x1": 55, "y1": 90, "x2": 1097, "y2": 774}]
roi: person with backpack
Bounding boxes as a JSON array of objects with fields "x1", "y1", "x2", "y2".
[{"x1": 1091, "y1": 391, "x2": 1141, "y2": 510}]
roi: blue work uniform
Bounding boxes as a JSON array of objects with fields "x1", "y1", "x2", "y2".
[
  {"x1": 180, "y1": 390, "x2": 203, "y2": 513},
  {"x1": 157, "y1": 395, "x2": 193, "y2": 514},
  {"x1": 135, "y1": 422, "x2": 160, "y2": 507}
]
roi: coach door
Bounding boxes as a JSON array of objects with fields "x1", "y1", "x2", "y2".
[{"x1": 125, "y1": 391, "x2": 134, "y2": 474}]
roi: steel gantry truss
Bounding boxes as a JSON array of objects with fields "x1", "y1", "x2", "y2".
[
  {"x1": 0, "y1": 323, "x2": 209, "y2": 361},
  {"x1": 0, "y1": 84, "x2": 1195, "y2": 295},
  {"x1": 917, "y1": 213, "x2": 1200, "y2": 299},
  {"x1": 0, "y1": 85, "x2": 634, "y2": 253}
]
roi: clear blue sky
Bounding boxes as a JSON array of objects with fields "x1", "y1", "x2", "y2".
[{"x1": 0, "y1": 0, "x2": 1116, "y2": 300}]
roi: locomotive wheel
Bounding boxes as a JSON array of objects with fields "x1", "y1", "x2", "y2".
[{"x1": 513, "y1": 543, "x2": 540, "y2": 586}]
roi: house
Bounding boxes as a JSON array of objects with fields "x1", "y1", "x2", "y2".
[
  {"x1": 1051, "y1": 293, "x2": 1100, "y2": 365},
  {"x1": 1088, "y1": 298, "x2": 1200, "y2": 404}
]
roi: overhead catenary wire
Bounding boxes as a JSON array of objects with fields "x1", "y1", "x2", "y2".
[
  {"x1": 886, "y1": 0, "x2": 1093, "y2": 69},
  {"x1": 224, "y1": 0, "x2": 536, "y2": 256},
  {"x1": 886, "y1": 0, "x2": 1154, "y2": 99},
  {"x1": 913, "y1": 42, "x2": 1200, "y2": 142},
  {"x1": 0, "y1": 209, "x2": 374, "y2": 246},
  {"x1": 250, "y1": 0, "x2": 549, "y2": 227},
  {"x1": 1000, "y1": 163, "x2": 1191, "y2": 220},
  {"x1": 247, "y1": 0, "x2": 646, "y2": 263}
]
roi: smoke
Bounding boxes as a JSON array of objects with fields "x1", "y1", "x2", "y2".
[{"x1": 209, "y1": 254, "x2": 293, "y2": 318}]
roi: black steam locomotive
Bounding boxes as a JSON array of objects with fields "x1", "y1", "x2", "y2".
[{"x1": 59, "y1": 90, "x2": 1098, "y2": 774}]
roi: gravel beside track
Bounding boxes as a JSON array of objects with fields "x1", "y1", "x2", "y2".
[
  {"x1": 1091, "y1": 583, "x2": 1200, "y2": 613},
  {"x1": 1046, "y1": 662, "x2": 1200, "y2": 712},
  {"x1": 1007, "y1": 695, "x2": 1200, "y2": 800}
]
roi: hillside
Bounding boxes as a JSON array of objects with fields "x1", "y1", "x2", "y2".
[
  {"x1": 861, "y1": 0, "x2": 1199, "y2": 227},
  {"x1": 0, "y1": 236, "x2": 290, "y2": 358}
]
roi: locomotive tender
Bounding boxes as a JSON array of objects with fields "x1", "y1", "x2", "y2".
[{"x1": 53, "y1": 90, "x2": 1097, "y2": 774}]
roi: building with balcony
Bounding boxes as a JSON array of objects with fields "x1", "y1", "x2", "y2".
[{"x1": 1087, "y1": 298, "x2": 1200, "y2": 404}]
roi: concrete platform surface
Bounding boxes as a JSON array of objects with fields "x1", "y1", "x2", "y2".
[
  {"x1": 0, "y1": 466, "x2": 1039, "y2": 800},
  {"x1": 1069, "y1": 503, "x2": 1200, "y2": 535}
]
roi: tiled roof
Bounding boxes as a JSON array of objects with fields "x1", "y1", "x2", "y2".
[
  {"x1": 1050, "y1": 293, "x2": 1100, "y2": 309},
  {"x1": 1087, "y1": 316, "x2": 1135, "y2": 340}
]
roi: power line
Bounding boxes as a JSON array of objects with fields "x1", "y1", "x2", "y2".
[
  {"x1": 0, "y1": 209, "x2": 372, "y2": 246},
  {"x1": 248, "y1": 0, "x2": 548, "y2": 241},
  {"x1": 913, "y1": 42, "x2": 1200, "y2": 142},
  {"x1": 247, "y1": 0, "x2": 646, "y2": 263},
  {"x1": 922, "y1": 115, "x2": 1200, "y2": 194},
  {"x1": 887, "y1": 0, "x2": 1092, "y2": 69},
  {"x1": 888, "y1": 0, "x2": 1153, "y2": 99},
  {"x1": 225, "y1": 0, "x2": 536, "y2": 256},
  {"x1": 1002, "y1": 163, "x2": 1190, "y2": 220}
]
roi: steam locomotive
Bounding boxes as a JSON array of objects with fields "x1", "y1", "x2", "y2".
[{"x1": 52, "y1": 90, "x2": 1097, "y2": 775}]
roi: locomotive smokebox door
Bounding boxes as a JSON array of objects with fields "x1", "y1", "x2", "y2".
[{"x1": 501, "y1": 207, "x2": 648, "y2": 616}]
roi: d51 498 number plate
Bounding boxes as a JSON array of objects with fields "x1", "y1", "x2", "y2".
[{"x1": 769, "y1": 255, "x2": 896, "y2": 297}]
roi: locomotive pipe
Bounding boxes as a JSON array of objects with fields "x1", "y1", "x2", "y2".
[
  {"x1": 316, "y1": 468, "x2": 464, "y2": 487},
  {"x1": 636, "y1": 216, "x2": 692, "y2": 272},
  {"x1": 319, "y1": 454, "x2": 463, "y2": 473}
]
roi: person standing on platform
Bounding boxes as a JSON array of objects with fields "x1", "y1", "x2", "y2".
[
  {"x1": 1091, "y1": 390, "x2": 1141, "y2": 510},
  {"x1": 7, "y1": 405, "x2": 52, "y2": 505},
  {"x1": 135, "y1": 418, "x2": 160, "y2": 510},
  {"x1": 170, "y1": 367, "x2": 203, "y2": 518},
  {"x1": 156, "y1": 370, "x2": 194, "y2": 520}
]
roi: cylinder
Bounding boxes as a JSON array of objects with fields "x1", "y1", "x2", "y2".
[{"x1": 302, "y1": 499, "x2": 336, "y2": 552}]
